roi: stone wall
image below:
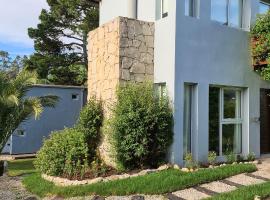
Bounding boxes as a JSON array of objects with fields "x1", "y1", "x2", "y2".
[{"x1": 88, "y1": 17, "x2": 155, "y2": 167}]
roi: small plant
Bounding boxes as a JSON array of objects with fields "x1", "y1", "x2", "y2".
[
  {"x1": 184, "y1": 153, "x2": 198, "y2": 169},
  {"x1": 208, "y1": 151, "x2": 217, "y2": 165},
  {"x1": 247, "y1": 152, "x2": 256, "y2": 161},
  {"x1": 225, "y1": 151, "x2": 237, "y2": 164}
]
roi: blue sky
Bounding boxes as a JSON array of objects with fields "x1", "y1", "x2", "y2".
[{"x1": 0, "y1": 0, "x2": 48, "y2": 57}]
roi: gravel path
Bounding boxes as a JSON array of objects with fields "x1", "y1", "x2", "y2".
[{"x1": 0, "y1": 175, "x2": 38, "y2": 200}]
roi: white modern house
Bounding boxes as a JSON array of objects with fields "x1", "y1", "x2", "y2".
[{"x1": 89, "y1": 0, "x2": 270, "y2": 165}]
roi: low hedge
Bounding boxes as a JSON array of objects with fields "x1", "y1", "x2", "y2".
[
  {"x1": 35, "y1": 98, "x2": 103, "y2": 178},
  {"x1": 34, "y1": 128, "x2": 89, "y2": 178}
]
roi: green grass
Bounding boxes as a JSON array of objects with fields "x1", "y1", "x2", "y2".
[
  {"x1": 8, "y1": 159, "x2": 36, "y2": 177},
  {"x1": 22, "y1": 164, "x2": 256, "y2": 198},
  {"x1": 208, "y1": 181, "x2": 270, "y2": 200}
]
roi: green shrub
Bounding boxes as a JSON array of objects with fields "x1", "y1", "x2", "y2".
[
  {"x1": 110, "y1": 82, "x2": 173, "y2": 170},
  {"x1": 35, "y1": 98, "x2": 103, "y2": 178},
  {"x1": 184, "y1": 153, "x2": 198, "y2": 169},
  {"x1": 247, "y1": 152, "x2": 256, "y2": 161},
  {"x1": 225, "y1": 152, "x2": 237, "y2": 164},
  {"x1": 34, "y1": 128, "x2": 89, "y2": 178},
  {"x1": 208, "y1": 151, "x2": 217, "y2": 165},
  {"x1": 76, "y1": 97, "x2": 103, "y2": 154}
]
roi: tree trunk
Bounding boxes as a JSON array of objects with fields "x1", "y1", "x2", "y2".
[{"x1": 83, "y1": 34, "x2": 88, "y2": 71}]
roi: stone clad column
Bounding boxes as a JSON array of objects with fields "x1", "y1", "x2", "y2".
[{"x1": 88, "y1": 17, "x2": 155, "y2": 166}]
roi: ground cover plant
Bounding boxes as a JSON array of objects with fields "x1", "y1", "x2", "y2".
[
  {"x1": 23, "y1": 163, "x2": 256, "y2": 198},
  {"x1": 110, "y1": 82, "x2": 173, "y2": 170}
]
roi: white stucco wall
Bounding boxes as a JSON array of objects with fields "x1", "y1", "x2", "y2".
[
  {"x1": 99, "y1": 0, "x2": 137, "y2": 25},
  {"x1": 98, "y1": 0, "x2": 270, "y2": 165}
]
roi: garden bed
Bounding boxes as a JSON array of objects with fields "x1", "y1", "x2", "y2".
[{"x1": 23, "y1": 163, "x2": 257, "y2": 198}]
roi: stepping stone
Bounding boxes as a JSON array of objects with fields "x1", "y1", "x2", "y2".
[
  {"x1": 166, "y1": 193, "x2": 185, "y2": 200},
  {"x1": 246, "y1": 173, "x2": 270, "y2": 181},
  {"x1": 226, "y1": 174, "x2": 265, "y2": 186},
  {"x1": 200, "y1": 181, "x2": 237, "y2": 193},
  {"x1": 131, "y1": 196, "x2": 145, "y2": 200},
  {"x1": 173, "y1": 188, "x2": 210, "y2": 200},
  {"x1": 252, "y1": 171, "x2": 270, "y2": 180},
  {"x1": 106, "y1": 197, "x2": 131, "y2": 200},
  {"x1": 144, "y1": 195, "x2": 167, "y2": 200}
]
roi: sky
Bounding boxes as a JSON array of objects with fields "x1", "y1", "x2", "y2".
[{"x1": 0, "y1": 0, "x2": 48, "y2": 57}]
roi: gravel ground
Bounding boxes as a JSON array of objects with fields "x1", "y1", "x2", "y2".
[{"x1": 0, "y1": 175, "x2": 38, "y2": 200}]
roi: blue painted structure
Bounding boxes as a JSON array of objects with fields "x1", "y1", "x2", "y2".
[{"x1": 2, "y1": 84, "x2": 87, "y2": 155}]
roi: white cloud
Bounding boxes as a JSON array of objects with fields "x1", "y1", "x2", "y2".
[{"x1": 0, "y1": 0, "x2": 48, "y2": 47}]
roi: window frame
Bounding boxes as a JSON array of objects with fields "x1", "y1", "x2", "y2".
[
  {"x1": 259, "y1": 0, "x2": 270, "y2": 14},
  {"x1": 211, "y1": 0, "x2": 243, "y2": 28},
  {"x1": 161, "y1": 0, "x2": 169, "y2": 18},
  {"x1": 218, "y1": 87, "x2": 243, "y2": 156},
  {"x1": 185, "y1": 0, "x2": 200, "y2": 18}
]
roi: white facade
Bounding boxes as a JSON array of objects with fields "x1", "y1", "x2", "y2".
[{"x1": 98, "y1": 0, "x2": 270, "y2": 165}]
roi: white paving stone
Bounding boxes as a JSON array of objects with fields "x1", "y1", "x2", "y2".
[
  {"x1": 200, "y1": 181, "x2": 237, "y2": 193},
  {"x1": 226, "y1": 174, "x2": 265, "y2": 186},
  {"x1": 144, "y1": 195, "x2": 167, "y2": 200},
  {"x1": 105, "y1": 196, "x2": 132, "y2": 200},
  {"x1": 173, "y1": 188, "x2": 210, "y2": 200}
]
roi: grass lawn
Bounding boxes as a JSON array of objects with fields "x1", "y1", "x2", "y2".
[
  {"x1": 22, "y1": 164, "x2": 256, "y2": 198},
  {"x1": 8, "y1": 159, "x2": 36, "y2": 177},
  {"x1": 208, "y1": 181, "x2": 270, "y2": 200}
]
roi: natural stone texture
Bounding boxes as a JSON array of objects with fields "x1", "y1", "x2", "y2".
[{"x1": 88, "y1": 17, "x2": 154, "y2": 167}]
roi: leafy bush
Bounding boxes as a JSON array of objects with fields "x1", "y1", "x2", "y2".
[
  {"x1": 247, "y1": 152, "x2": 256, "y2": 161},
  {"x1": 110, "y1": 82, "x2": 173, "y2": 170},
  {"x1": 76, "y1": 97, "x2": 103, "y2": 155},
  {"x1": 35, "y1": 97, "x2": 103, "y2": 178},
  {"x1": 184, "y1": 153, "x2": 198, "y2": 169},
  {"x1": 34, "y1": 128, "x2": 89, "y2": 178},
  {"x1": 225, "y1": 152, "x2": 237, "y2": 164},
  {"x1": 251, "y1": 11, "x2": 270, "y2": 80},
  {"x1": 208, "y1": 151, "x2": 217, "y2": 165}
]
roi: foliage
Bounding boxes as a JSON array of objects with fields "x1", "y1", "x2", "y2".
[
  {"x1": 0, "y1": 70, "x2": 58, "y2": 152},
  {"x1": 35, "y1": 97, "x2": 103, "y2": 178},
  {"x1": 247, "y1": 152, "x2": 256, "y2": 162},
  {"x1": 26, "y1": 0, "x2": 99, "y2": 85},
  {"x1": 225, "y1": 152, "x2": 237, "y2": 164},
  {"x1": 251, "y1": 10, "x2": 270, "y2": 80},
  {"x1": 208, "y1": 151, "x2": 217, "y2": 165},
  {"x1": 0, "y1": 50, "x2": 26, "y2": 77},
  {"x1": 7, "y1": 159, "x2": 36, "y2": 177},
  {"x1": 184, "y1": 153, "x2": 198, "y2": 169},
  {"x1": 76, "y1": 97, "x2": 103, "y2": 156},
  {"x1": 34, "y1": 128, "x2": 89, "y2": 178},
  {"x1": 23, "y1": 164, "x2": 256, "y2": 197},
  {"x1": 110, "y1": 82, "x2": 173, "y2": 170}
]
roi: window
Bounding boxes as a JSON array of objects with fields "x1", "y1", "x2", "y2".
[
  {"x1": 155, "y1": 83, "x2": 167, "y2": 98},
  {"x1": 162, "y1": 0, "x2": 169, "y2": 18},
  {"x1": 72, "y1": 94, "x2": 79, "y2": 100},
  {"x1": 16, "y1": 130, "x2": 26, "y2": 137},
  {"x1": 211, "y1": 0, "x2": 243, "y2": 28},
  {"x1": 209, "y1": 87, "x2": 242, "y2": 156},
  {"x1": 183, "y1": 83, "x2": 197, "y2": 157},
  {"x1": 185, "y1": 0, "x2": 200, "y2": 18},
  {"x1": 259, "y1": 1, "x2": 270, "y2": 14}
]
